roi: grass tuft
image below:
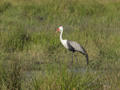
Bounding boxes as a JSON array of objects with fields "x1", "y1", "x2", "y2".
[{"x1": 0, "y1": 0, "x2": 120, "y2": 89}]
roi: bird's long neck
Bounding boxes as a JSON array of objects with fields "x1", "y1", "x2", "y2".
[
  {"x1": 59, "y1": 30, "x2": 68, "y2": 49},
  {"x1": 60, "y1": 30, "x2": 63, "y2": 42}
]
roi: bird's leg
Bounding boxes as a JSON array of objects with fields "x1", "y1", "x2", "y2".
[
  {"x1": 71, "y1": 52, "x2": 74, "y2": 67},
  {"x1": 70, "y1": 52, "x2": 74, "y2": 70},
  {"x1": 74, "y1": 54, "x2": 79, "y2": 67},
  {"x1": 69, "y1": 52, "x2": 74, "y2": 68}
]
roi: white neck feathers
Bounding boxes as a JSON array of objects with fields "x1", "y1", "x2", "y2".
[
  {"x1": 60, "y1": 30, "x2": 63, "y2": 42},
  {"x1": 59, "y1": 30, "x2": 68, "y2": 49}
]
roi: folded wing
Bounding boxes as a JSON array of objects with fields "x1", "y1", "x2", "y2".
[{"x1": 67, "y1": 40, "x2": 86, "y2": 54}]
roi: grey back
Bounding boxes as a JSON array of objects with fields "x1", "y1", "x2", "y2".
[{"x1": 67, "y1": 40, "x2": 86, "y2": 54}]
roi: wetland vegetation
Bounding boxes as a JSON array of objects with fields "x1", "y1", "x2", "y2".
[{"x1": 0, "y1": 0, "x2": 120, "y2": 90}]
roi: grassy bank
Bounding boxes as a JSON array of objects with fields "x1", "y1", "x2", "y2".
[{"x1": 0, "y1": 0, "x2": 120, "y2": 89}]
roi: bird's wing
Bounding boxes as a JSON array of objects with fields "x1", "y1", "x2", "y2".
[{"x1": 67, "y1": 40, "x2": 86, "y2": 54}]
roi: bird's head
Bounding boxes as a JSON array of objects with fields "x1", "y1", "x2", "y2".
[{"x1": 55, "y1": 26, "x2": 63, "y2": 33}]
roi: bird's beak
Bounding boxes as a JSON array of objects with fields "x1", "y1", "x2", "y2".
[
  {"x1": 55, "y1": 30, "x2": 58, "y2": 34},
  {"x1": 55, "y1": 28, "x2": 59, "y2": 34}
]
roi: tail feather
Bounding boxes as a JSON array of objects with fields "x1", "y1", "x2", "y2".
[{"x1": 79, "y1": 47, "x2": 89, "y2": 65}]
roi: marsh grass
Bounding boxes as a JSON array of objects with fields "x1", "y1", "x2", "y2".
[
  {"x1": 30, "y1": 64, "x2": 102, "y2": 90},
  {"x1": 0, "y1": 53, "x2": 24, "y2": 90},
  {"x1": 0, "y1": 0, "x2": 120, "y2": 89},
  {"x1": 0, "y1": 26, "x2": 31, "y2": 52}
]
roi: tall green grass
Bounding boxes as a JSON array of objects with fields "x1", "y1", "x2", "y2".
[
  {"x1": 0, "y1": 0, "x2": 120, "y2": 89},
  {"x1": 0, "y1": 53, "x2": 24, "y2": 90},
  {"x1": 30, "y1": 66, "x2": 100, "y2": 90}
]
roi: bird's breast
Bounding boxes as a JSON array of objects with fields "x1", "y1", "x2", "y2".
[{"x1": 61, "y1": 40, "x2": 69, "y2": 49}]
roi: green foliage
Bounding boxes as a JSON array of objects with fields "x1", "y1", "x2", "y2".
[
  {"x1": 22, "y1": 3, "x2": 46, "y2": 18},
  {"x1": 0, "y1": 0, "x2": 120, "y2": 89},
  {"x1": 0, "y1": 26, "x2": 31, "y2": 52},
  {"x1": 0, "y1": 54, "x2": 24, "y2": 90},
  {"x1": 30, "y1": 64, "x2": 100, "y2": 90},
  {"x1": 0, "y1": 1, "x2": 12, "y2": 13}
]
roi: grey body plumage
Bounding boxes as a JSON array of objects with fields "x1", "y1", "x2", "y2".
[{"x1": 67, "y1": 40, "x2": 89, "y2": 65}]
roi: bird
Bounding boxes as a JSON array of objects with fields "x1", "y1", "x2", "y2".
[{"x1": 55, "y1": 26, "x2": 89, "y2": 66}]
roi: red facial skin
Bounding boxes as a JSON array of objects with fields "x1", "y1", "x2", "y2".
[{"x1": 55, "y1": 28, "x2": 59, "y2": 33}]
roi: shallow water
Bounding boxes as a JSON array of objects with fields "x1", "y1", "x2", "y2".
[
  {"x1": 68, "y1": 67, "x2": 119, "y2": 74},
  {"x1": 68, "y1": 67, "x2": 87, "y2": 73}
]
